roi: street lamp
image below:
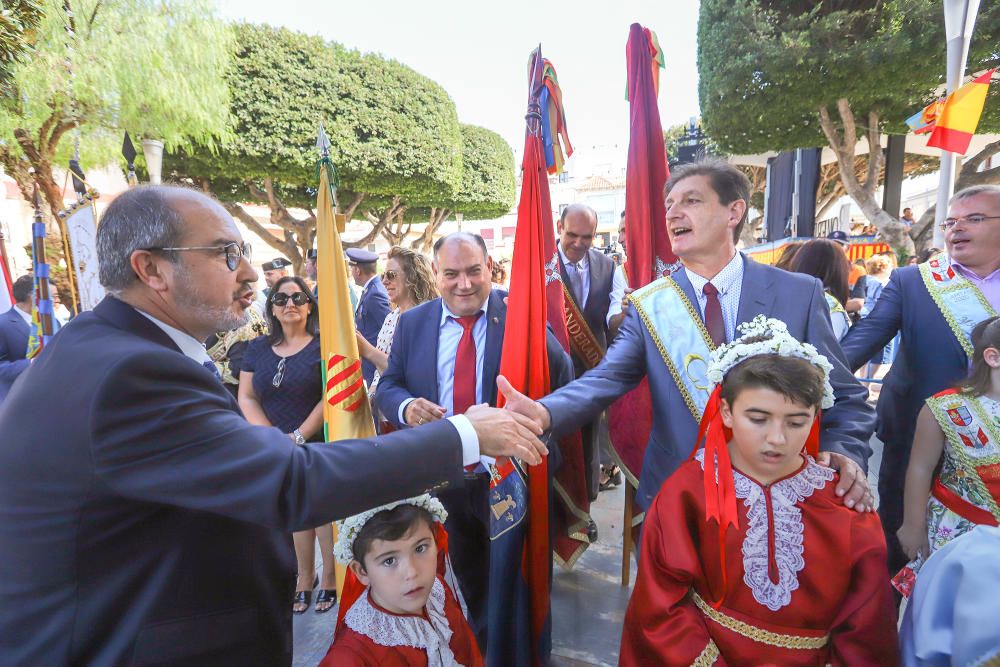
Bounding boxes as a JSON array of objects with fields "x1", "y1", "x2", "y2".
[{"x1": 934, "y1": 0, "x2": 982, "y2": 248}]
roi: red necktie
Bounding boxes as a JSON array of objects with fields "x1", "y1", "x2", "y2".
[
  {"x1": 451, "y1": 313, "x2": 482, "y2": 416},
  {"x1": 702, "y1": 282, "x2": 726, "y2": 347}
]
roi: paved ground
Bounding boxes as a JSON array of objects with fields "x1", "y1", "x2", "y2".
[{"x1": 292, "y1": 400, "x2": 884, "y2": 666}]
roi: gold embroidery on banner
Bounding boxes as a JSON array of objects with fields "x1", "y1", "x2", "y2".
[
  {"x1": 690, "y1": 591, "x2": 829, "y2": 650},
  {"x1": 926, "y1": 394, "x2": 1000, "y2": 522},
  {"x1": 919, "y1": 260, "x2": 997, "y2": 358},
  {"x1": 691, "y1": 639, "x2": 720, "y2": 666},
  {"x1": 684, "y1": 353, "x2": 712, "y2": 393},
  {"x1": 631, "y1": 278, "x2": 715, "y2": 422}
]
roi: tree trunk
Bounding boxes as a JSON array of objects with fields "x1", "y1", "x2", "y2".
[
  {"x1": 349, "y1": 197, "x2": 406, "y2": 248},
  {"x1": 818, "y1": 99, "x2": 914, "y2": 258},
  {"x1": 409, "y1": 207, "x2": 450, "y2": 253}
]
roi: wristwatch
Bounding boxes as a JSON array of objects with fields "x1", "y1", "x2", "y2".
[{"x1": 292, "y1": 429, "x2": 306, "y2": 445}]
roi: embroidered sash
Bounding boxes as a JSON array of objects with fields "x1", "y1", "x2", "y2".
[
  {"x1": 926, "y1": 390, "x2": 1000, "y2": 523},
  {"x1": 919, "y1": 255, "x2": 997, "y2": 358},
  {"x1": 630, "y1": 278, "x2": 715, "y2": 421},
  {"x1": 823, "y1": 292, "x2": 846, "y2": 316},
  {"x1": 562, "y1": 282, "x2": 605, "y2": 370}
]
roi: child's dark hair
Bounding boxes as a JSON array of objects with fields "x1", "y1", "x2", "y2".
[
  {"x1": 719, "y1": 340, "x2": 825, "y2": 410},
  {"x1": 962, "y1": 316, "x2": 1000, "y2": 397},
  {"x1": 351, "y1": 504, "x2": 435, "y2": 568}
]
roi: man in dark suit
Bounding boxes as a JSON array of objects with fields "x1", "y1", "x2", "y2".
[
  {"x1": 348, "y1": 247, "x2": 390, "y2": 385},
  {"x1": 376, "y1": 232, "x2": 572, "y2": 649},
  {"x1": 501, "y1": 159, "x2": 876, "y2": 517},
  {"x1": 557, "y1": 203, "x2": 626, "y2": 500},
  {"x1": 0, "y1": 274, "x2": 33, "y2": 403},
  {"x1": 0, "y1": 186, "x2": 547, "y2": 666},
  {"x1": 841, "y1": 184, "x2": 1000, "y2": 571}
]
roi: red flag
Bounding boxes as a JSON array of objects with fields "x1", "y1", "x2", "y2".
[
  {"x1": 608, "y1": 23, "x2": 676, "y2": 510},
  {"x1": 0, "y1": 250, "x2": 12, "y2": 314}
]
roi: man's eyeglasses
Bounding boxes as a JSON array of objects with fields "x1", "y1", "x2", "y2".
[
  {"x1": 382, "y1": 270, "x2": 398, "y2": 282},
  {"x1": 148, "y1": 241, "x2": 252, "y2": 271},
  {"x1": 939, "y1": 215, "x2": 1000, "y2": 231},
  {"x1": 270, "y1": 291, "x2": 311, "y2": 307}
]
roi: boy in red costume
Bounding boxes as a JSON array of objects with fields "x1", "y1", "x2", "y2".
[
  {"x1": 320, "y1": 495, "x2": 483, "y2": 667},
  {"x1": 620, "y1": 316, "x2": 898, "y2": 665}
]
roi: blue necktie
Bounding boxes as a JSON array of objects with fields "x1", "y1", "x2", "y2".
[{"x1": 202, "y1": 359, "x2": 222, "y2": 381}]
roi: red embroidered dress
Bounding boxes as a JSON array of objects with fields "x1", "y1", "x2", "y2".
[
  {"x1": 320, "y1": 576, "x2": 482, "y2": 667},
  {"x1": 620, "y1": 453, "x2": 899, "y2": 666}
]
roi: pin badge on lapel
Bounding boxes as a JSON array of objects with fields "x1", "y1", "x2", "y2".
[{"x1": 491, "y1": 317, "x2": 499, "y2": 325}]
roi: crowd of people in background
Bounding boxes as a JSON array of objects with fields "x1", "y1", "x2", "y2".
[{"x1": 3, "y1": 173, "x2": 1000, "y2": 666}]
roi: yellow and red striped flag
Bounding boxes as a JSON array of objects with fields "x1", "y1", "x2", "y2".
[
  {"x1": 927, "y1": 69, "x2": 996, "y2": 155},
  {"x1": 314, "y1": 127, "x2": 375, "y2": 592}
]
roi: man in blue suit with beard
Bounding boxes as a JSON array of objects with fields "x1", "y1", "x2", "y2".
[{"x1": 501, "y1": 159, "x2": 876, "y2": 518}]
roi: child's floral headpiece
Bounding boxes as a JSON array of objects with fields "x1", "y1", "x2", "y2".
[
  {"x1": 707, "y1": 315, "x2": 835, "y2": 409},
  {"x1": 333, "y1": 494, "x2": 448, "y2": 565}
]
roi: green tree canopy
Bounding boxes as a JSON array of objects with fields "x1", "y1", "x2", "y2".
[
  {"x1": 0, "y1": 0, "x2": 232, "y2": 219},
  {"x1": 166, "y1": 23, "x2": 513, "y2": 267},
  {"x1": 698, "y1": 0, "x2": 1000, "y2": 255},
  {"x1": 0, "y1": 0, "x2": 44, "y2": 79}
]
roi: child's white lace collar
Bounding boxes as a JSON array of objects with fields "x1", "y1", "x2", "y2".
[
  {"x1": 344, "y1": 578, "x2": 464, "y2": 667},
  {"x1": 697, "y1": 450, "x2": 834, "y2": 611}
]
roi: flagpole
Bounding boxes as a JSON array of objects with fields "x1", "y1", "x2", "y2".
[{"x1": 934, "y1": 0, "x2": 982, "y2": 248}]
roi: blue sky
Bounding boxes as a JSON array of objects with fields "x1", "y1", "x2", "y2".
[{"x1": 214, "y1": 0, "x2": 701, "y2": 164}]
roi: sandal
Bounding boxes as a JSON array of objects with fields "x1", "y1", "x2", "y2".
[
  {"x1": 315, "y1": 588, "x2": 337, "y2": 614},
  {"x1": 293, "y1": 574, "x2": 319, "y2": 615}
]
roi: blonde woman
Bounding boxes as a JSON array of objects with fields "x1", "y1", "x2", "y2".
[{"x1": 356, "y1": 247, "x2": 437, "y2": 422}]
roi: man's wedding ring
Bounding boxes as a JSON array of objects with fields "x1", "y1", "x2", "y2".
[{"x1": 417, "y1": 417, "x2": 424, "y2": 425}]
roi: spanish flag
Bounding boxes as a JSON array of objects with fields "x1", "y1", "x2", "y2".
[
  {"x1": 927, "y1": 69, "x2": 996, "y2": 155},
  {"x1": 314, "y1": 129, "x2": 375, "y2": 592}
]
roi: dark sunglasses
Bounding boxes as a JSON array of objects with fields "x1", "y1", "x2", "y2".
[
  {"x1": 270, "y1": 291, "x2": 311, "y2": 307},
  {"x1": 381, "y1": 270, "x2": 399, "y2": 281}
]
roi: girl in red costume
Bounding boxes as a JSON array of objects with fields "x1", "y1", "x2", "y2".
[
  {"x1": 620, "y1": 316, "x2": 898, "y2": 666},
  {"x1": 320, "y1": 495, "x2": 483, "y2": 667}
]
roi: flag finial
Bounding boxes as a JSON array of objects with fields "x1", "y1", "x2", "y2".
[
  {"x1": 317, "y1": 122, "x2": 331, "y2": 157},
  {"x1": 122, "y1": 132, "x2": 138, "y2": 186}
]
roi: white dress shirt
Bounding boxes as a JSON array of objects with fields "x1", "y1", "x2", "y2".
[
  {"x1": 605, "y1": 264, "x2": 630, "y2": 325},
  {"x1": 683, "y1": 251, "x2": 745, "y2": 343},
  {"x1": 559, "y1": 246, "x2": 590, "y2": 308}
]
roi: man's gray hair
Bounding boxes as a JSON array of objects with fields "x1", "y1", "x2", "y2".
[
  {"x1": 96, "y1": 185, "x2": 187, "y2": 294},
  {"x1": 951, "y1": 184, "x2": 1000, "y2": 206}
]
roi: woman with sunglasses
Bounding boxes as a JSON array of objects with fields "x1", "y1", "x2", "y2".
[
  {"x1": 238, "y1": 275, "x2": 334, "y2": 614},
  {"x1": 356, "y1": 247, "x2": 437, "y2": 426}
]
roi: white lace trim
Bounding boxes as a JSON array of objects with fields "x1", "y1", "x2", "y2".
[
  {"x1": 696, "y1": 451, "x2": 834, "y2": 611},
  {"x1": 344, "y1": 578, "x2": 464, "y2": 667}
]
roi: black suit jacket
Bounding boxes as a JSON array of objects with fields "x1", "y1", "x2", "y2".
[{"x1": 0, "y1": 296, "x2": 465, "y2": 666}]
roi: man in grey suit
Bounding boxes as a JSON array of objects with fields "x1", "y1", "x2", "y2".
[
  {"x1": 0, "y1": 185, "x2": 547, "y2": 665},
  {"x1": 501, "y1": 159, "x2": 875, "y2": 514},
  {"x1": 557, "y1": 203, "x2": 625, "y2": 501}
]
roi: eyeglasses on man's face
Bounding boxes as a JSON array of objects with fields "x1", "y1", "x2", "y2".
[
  {"x1": 940, "y1": 215, "x2": 1000, "y2": 231},
  {"x1": 147, "y1": 241, "x2": 252, "y2": 271},
  {"x1": 270, "y1": 291, "x2": 311, "y2": 307}
]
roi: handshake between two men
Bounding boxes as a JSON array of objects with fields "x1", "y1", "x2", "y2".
[{"x1": 405, "y1": 376, "x2": 552, "y2": 467}]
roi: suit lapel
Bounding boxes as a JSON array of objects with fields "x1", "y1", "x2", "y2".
[
  {"x1": 5, "y1": 308, "x2": 29, "y2": 337},
  {"x1": 672, "y1": 270, "x2": 702, "y2": 322},
  {"x1": 556, "y1": 251, "x2": 580, "y2": 309},
  {"x1": 482, "y1": 292, "x2": 505, "y2": 405},
  {"x1": 92, "y1": 296, "x2": 184, "y2": 354},
  {"x1": 426, "y1": 299, "x2": 443, "y2": 405},
  {"x1": 735, "y1": 255, "x2": 774, "y2": 326}
]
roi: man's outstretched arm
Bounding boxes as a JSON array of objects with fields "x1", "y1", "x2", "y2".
[{"x1": 504, "y1": 306, "x2": 648, "y2": 435}]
